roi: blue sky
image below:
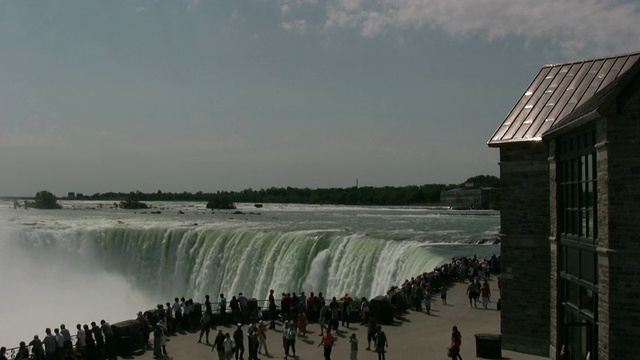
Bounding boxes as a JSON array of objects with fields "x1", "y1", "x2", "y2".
[{"x1": 1, "y1": 0, "x2": 639, "y2": 197}]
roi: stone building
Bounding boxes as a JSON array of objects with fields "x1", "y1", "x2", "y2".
[{"x1": 487, "y1": 51, "x2": 640, "y2": 359}]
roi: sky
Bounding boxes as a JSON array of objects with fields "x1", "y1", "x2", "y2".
[{"x1": 1, "y1": 0, "x2": 639, "y2": 197}]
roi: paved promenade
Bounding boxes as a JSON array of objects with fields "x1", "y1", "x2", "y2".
[{"x1": 135, "y1": 279, "x2": 546, "y2": 360}]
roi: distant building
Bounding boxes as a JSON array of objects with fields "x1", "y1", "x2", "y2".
[
  {"x1": 67, "y1": 192, "x2": 75, "y2": 198},
  {"x1": 488, "y1": 51, "x2": 640, "y2": 359},
  {"x1": 440, "y1": 183, "x2": 499, "y2": 209}
]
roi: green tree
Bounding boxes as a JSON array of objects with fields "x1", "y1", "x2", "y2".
[
  {"x1": 26, "y1": 191, "x2": 62, "y2": 209},
  {"x1": 206, "y1": 194, "x2": 236, "y2": 210}
]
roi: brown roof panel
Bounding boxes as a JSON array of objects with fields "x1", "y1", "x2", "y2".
[{"x1": 488, "y1": 51, "x2": 640, "y2": 146}]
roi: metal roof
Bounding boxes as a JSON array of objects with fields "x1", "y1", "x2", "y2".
[{"x1": 488, "y1": 51, "x2": 640, "y2": 146}]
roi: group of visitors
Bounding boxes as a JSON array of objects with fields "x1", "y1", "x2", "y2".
[
  {"x1": 2, "y1": 254, "x2": 499, "y2": 360},
  {"x1": 2, "y1": 321, "x2": 115, "y2": 360}
]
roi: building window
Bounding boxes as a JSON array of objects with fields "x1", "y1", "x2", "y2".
[{"x1": 557, "y1": 127, "x2": 598, "y2": 359}]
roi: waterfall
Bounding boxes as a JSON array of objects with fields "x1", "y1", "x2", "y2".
[{"x1": 12, "y1": 225, "x2": 449, "y2": 301}]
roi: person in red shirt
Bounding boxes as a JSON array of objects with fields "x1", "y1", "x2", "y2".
[
  {"x1": 480, "y1": 280, "x2": 491, "y2": 309},
  {"x1": 450, "y1": 325, "x2": 462, "y2": 360},
  {"x1": 317, "y1": 331, "x2": 337, "y2": 360}
]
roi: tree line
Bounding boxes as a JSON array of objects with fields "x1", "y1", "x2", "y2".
[{"x1": 71, "y1": 175, "x2": 499, "y2": 208}]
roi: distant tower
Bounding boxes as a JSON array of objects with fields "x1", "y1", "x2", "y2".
[{"x1": 356, "y1": 178, "x2": 359, "y2": 189}]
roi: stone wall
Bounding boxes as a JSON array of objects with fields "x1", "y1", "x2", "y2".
[
  {"x1": 597, "y1": 87, "x2": 640, "y2": 360},
  {"x1": 497, "y1": 142, "x2": 550, "y2": 356}
]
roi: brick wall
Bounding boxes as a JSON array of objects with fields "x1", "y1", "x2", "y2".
[
  {"x1": 497, "y1": 142, "x2": 550, "y2": 356},
  {"x1": 598, "y1": 87, "x2": 640, "y2": 359}
]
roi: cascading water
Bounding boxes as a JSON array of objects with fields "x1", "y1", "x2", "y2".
[
  {"x1": 14, "y1": 226, "x2": 450, "y2": 301},
  {"x1": 0, "y1": 201, "x2": 500, "y2": 346}
]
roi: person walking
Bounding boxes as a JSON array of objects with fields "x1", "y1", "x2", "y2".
[
  {"x1": 198, "y1": 312, "x2": 212, "y2": 344},
  {"x1": 349, "y1": 333, "x2": 359, "y2": 360},
  {"x1": 212, "y1": 330, "x2": 225, "y2": 360},
  {"x1": 282, "y1": 321, "x2": 297, "y2": 359},
  {"x1": 480, "y1": 280, "x2": 491, "y2": 309},
  {"x1": 233, "y1": 323, "x2": 245, "y2": 360},
  {"x1": 223, "y1": 333, "x2": 235, "y2": 360},
  {"x1": 449, "y1": 325, "x2": 462, "y2": 360},
  {"x1": 317, "y1": 331, "x2": 337, "y2": 360},
  {"x1": 257, "y1": 320, "x2": 269, "y2": 356},
  {"x1": 374, "y1": 325, "x2": 388, "y2": 360}
]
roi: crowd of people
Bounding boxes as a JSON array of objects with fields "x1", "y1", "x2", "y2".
[
  {"x1": 0, "y1": 321, "x2": 116, "y2": 360},
  {"x1": 1, "y1": 254, "x2": 499, "y2": 360}
]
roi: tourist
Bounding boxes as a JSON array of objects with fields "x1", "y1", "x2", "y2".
[
  {"x1": 153, "y1": 322, "x2": 163, "y2": 358},
  {"x1": 173, "y1": 297, "x2": 183, "y2": 332},
  {"x1": 76, "y1": 324, "x2": 86, "y2": 356},
  {"x1": 280, "y1": 293, "x2": 291, "y2": 321},
  {"x1": 319, "y1": 303, "x2": 330, "y2": 336},
  {"x1": 28, "y1": 334, "x2": 44, "y2": 360},
  {"x1": 330, "y1": 297, "x2": 340, "y2": 332},
  {"x1": 423, "y1": 288, "x2": 432, "y2": 315},
  {"x1": 212, "y1": 330, "x2": 225, "y2": 360},
  {"x1": 449, "y1": 325, "x2": 462, "y2": 360},
  {"x1": 340, "y1": 294, "x2": 353, "y2": 327},
  {"x1": 84, "y1": 324, "x2": 97, "y2": 360},
  {"x1": 15, "y1": 341, "x2": 29, "y2": 360},
  {"x1": 220, "y1": 294, "x2": 227, "y2": 322},
  {"x1": 165, "y1": 302, "x2": 174, "y2": 334},
  {"x1": 317, "y1": 330, "x2": 337, "y2": 360},
  {"x1": 374, "y1": 325, "x2": 388, "y2": 360},
  {"x1": 268, "y1": 289, "x2": 277, "y2": 329},
  {"x1": 247, "y1": 322, "x2": 259, "y2": 360},
  {"x1": 238, "y1": 293, "x2": 248, "y2": 322},
  {"x1": 297, "y1": 310, "x2": 308, "y2": 337},
  {"x1": 156, "y1": 321, "x2": 168, "y2": 358},
  {"x1": 204, "y1": 295, "x2": 213, "y2": 316},
  {"x1": 359, "y1": 297, "x2": 370, "y2": 325},
  {"x1": 233, "y1": 323, "x2": 244, "y2": 360},
  {"x1": 91, "y1": 321, "x2": 104, "y2": 358},
  {"x1": 349, "y1": 333, "x2": 358, "y2": 360},
  {"x1": 230, "y1": 296, "x2": 241, "y2": 323},
  {"x1": 60, "y1": 324, "x2": 72, "y2": 354},
  {"x1": 441, "y1": 287, "x2": 448, "y2": 305},
  {"x1": 100, "y1": 319, "x2": 115, "y2": 358},
  {"x1": 0, "y1": 346, "x2": 7, "y2": 360},
  {"x1": 137, "y1": 312, "x2": 152, "y2": 347},
  {"x1": 53, "y1": 328, "x2": 64, "y2": 360},
  {"x1": 283, "y1": 321, "x2": 297, "y2": 359},
  {"x1": 466, "y1": 280, "x2": 479, "y2": 308},
  {"x1": 43, "y1": 328, "x2": 57, "y2": 360},
  {"x1": 183, "y1": 298, "x2": 192, "y2": 330},
  {"x1": 198, "y1": 312, "x2": 212, "y2": 344},
  {"x1": 257, "y1": 320, "x2": 269, "y2": 356},
  {"x1": 223, "y1": 333, "x2": 234, "y2": 360},
  {"x1": 366, "y1": 317, "x2": 377, "y2": 350},
  {"x1": 480, "y1": 280, "x2": 491, "y2": 309}
]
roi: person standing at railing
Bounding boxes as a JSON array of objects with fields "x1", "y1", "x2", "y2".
[
  {"x1": 182, "y1": 298, "x2": 192, "y2": 331},
  {"x1": 204, "y1": 295, "x2": 212, "y2": 316},
  {"x1": 173, "y1": 297, "x2": 183, "y2": 332},
  {"x1": 100, "y1": 320, "x2": 115, "y2": 359},
  {"x1": 220, "y1": 294, "x2": 227, "y2": 323},
  {"x1": 60, "y1": 324, "x2": 72, "y2": 354},
  {"x1": 268, "y1": 290, "x2": 277, "y2": 330},
  {"x1": 0, "y1": 346, "x2": 7, "y2": 360},
  {"x1": 238, "y1": 293, "x2": 248, "y2": 323},
  {"x1": 75, "y1": 324, "x2": 86, "y2": 357},
  {"x1": 91, "y1": 322, "x2": 104, "y2": 359},
  {"x1": 280, "y1": 293, "x2": 291, "y2": 322},
  {"x1": 230, "y1": 296, "x2": 240, "y2": 324},
  {"x1": 28, "y1": 335, "x2": 44, "y2": 360},
  {"x1": 54, "y1": 328, "x2": 64, "y2": 360},
  {"x1": 43, "y1": 328, "x2": 56, "y2": 360},
  {"x1": 14, "y1": 342, "x2": 29, "y2": 360}
]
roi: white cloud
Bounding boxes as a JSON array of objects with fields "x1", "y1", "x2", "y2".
[{"x1": 293, "y1": 0, "x2": 640, "y2": 57}]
